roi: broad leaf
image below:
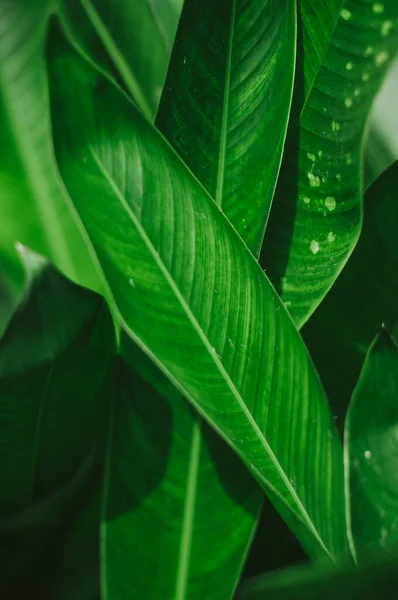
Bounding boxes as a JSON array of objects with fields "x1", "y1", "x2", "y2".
[
  {"x1": 157, "y1": 0, "x2": 296, "y2": 256},
  {"x1": 237, "y1": 552, "x2": 398, "y2": 599},
  {"x1": 0, "y1": 0, "x2": 100, "y2": 291},
  {"x1": 0, "y1": 265, "x2": 114, "y2": 518},
  {"x1": 58, "y1": 0, "x2": 181, "y2": 119},
  {"x1": 303, "y1": 161, "x2": 398, "y2": 419},
  {"x1": 105, "y1": 347, "x2": 259, "y2": 599},
  {"x1": 48, "y1": 38, "x2": 347, "y2": 561},
  {"x1": 345, "y1": 328, "x2": 398, "y2": 562},
  {"x1": 262, "y1": 1, "x2": 398, "y2": 327}
]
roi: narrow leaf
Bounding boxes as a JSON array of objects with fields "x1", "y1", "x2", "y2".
[
  {"x1": 157, "y1": 0, "x2": 296, "y2": 255},
  {"x1": 262, "y1": 1, "x2": 398, "y2": 327},
  {"x1": 345, "y1": 328, "x2": 398, "y2": 562},
  {"x1": 303, "y1": 161, "x2": 398, "y2": 419},
  {"x1": 48, "y1": 39, "x2": 347, "y2": 561}
]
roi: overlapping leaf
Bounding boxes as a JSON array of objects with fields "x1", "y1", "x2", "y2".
[
  {"x1": 58, "y1": 1, "x2": 298, "y2": 594},
  {"x1": 237, "y1": 551, "x2": 398, "y2": 599},
  {"x1": 345, "y1": 328, "x2": 398, "y2": 562},
  {"x1": 262, "y1": 1, "x2": 398, "y2": 327},
  {"x1": 157, "y1": 0, "x2": 296, "y2": 255},
  {"x1": 303, "y1": 161, "x2": 398, "y2": 418},
  {"x1": 0, "y1": 266, "x2": 114, "y2": 517},
  {"x1": 0, "y1": 0, "x2": 100, "y2": 291},
  {"x1": 47, "y1": 37, "x2": 347, "y2": 563},
  {"x1": 58, "y1": 0, "x2": 181, "y2": 119}
]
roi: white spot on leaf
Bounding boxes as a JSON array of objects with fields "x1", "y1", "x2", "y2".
[
  {"x1": 345, "y1": 97, "x2": 353, "y2": 108},
  {"x1": 365, "y1": 450, "x2": 372, "y2": 460},
  {"x1": 373, "y1": 3, "x2": 384, "y2": 14},
  {"x1": 310, "y1": 240, "x2": 320, "y2": 254},
  {"x1": 303, "y1": 196, "x2": 311, "y2": 204},
  {"x1": 327, "y1": 232, "x2": 336, "y2": 242},
  {"x1": 340, "y1": 8, "x2": 352, "y2": 20},
  {"x1": 308, "y1": 173, "x2": 320, "y2": 187},
  {"x1": 346, "y1": 62, "x2": 353, "y2": 71},
  {"x1": 381, "y1": 21, "x2": 393, "y2": 36},
  {"x1": 332, "y1": 121, "x2": 340, "y2": 132},
  {"x1": 375, "y1": 51, "x2": 389, "y2": 66},
  {"x1": 325, "y1": 197, "x2": 336, "y2": 211}
]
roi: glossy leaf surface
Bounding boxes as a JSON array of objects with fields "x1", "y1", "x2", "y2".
[
  {"x1": 58, "y1": 0, "x2": 181, "y2": 119},
  {"x1": 0, "y1": 0, "x2": 100, "y2": 291},
  {"x1": 238, "y1": 552, "x2": 398, "y2": 599},
  {"x1": 345, "y1": 328, "x2": 398, "y2": 562},
  {"x1": 303, "y1": 161, "x2": 398, "y2": 419},
  {"x1": 157, "y1": 0, "x2": 296, "y2": 255},
  {"x1": 262, "y1": 1, "x2": 398, "y2": 327},
  {"x1": 48, "y1": 41, "x2": 346, "y2": 562},
  {"x1": 0, "y1": 265, "x2": 114, "y2": 517}
]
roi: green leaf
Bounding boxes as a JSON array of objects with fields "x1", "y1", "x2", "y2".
[
  {"x1": 237, "y1": 552, "x2": 398, "y2": 599},
  {"x1": 45, "y1": 483, "x2": 102, "y2": 600},
  {"x1": 262, "y1": 1, "x2": 398, "y2": 327},
  {"x1": 0, "y1": 448, "x2": 97, "y2": 588},
  {"x1": 345, "y1": 328, "x2": 398, "y2": 562},
  {"x1": 104, "y1": 345, "x2": 259, "y2": 599},
  {"x1": 48, "y1": 38, "x2": 347, "y2": 562},
  {"x1": 0, "y1": 265, "x2": 114, "y2": 518},
  {"x1": 0, "y1": 0, "x2": 101, "y2": 291},
  {"x1": 156, "y1": 0, "x2": 296, "y2": 256},
  {"x1": 303, "y1": 160, "x2": 398, "y2": 420},
  {"x1": 58, "y1": 0, "x2": 181, "y2": 119}
]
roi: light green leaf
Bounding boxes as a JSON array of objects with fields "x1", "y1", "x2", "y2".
[
  {"x1": 262, "y1": 1, "x2": 398, "y2": 327},
  {"x1": 156, "y1": 0, "x2": 296, "y2": 256},
  {"x1": 48, "y1": 38, "x2": 347, "y2": 562},
  {"x1": 0, "y1": 265, "x2": 114, "y2": 518},
  {"x1": 345, "y1": 328, "x2": 398, "y2": 562},
  {"x1": 303, "y1": 161, "x2": 398, "y2": 420},
  {"x1": 237, "y1": 551, "x2": 398, "y2": 599},
  {"x1": 58, "y1": 0, "x2": 181, "y2": 119},
  {"x1": 0, "y1": 0, "x2": 101, "y2": 291},
  {"x1": 104, "y1": 345, "x2": 259, "y2": 599}
]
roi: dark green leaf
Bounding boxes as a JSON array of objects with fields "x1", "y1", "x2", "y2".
[
  {"x1": 104, "y1": 346, "x2": 259, "y2": 599},
  {"x1": 0, "y1": 265, "x2": 114, "y2": 517},
  {"x1": 48, "y1": 38, "x2": 347, "y2": 562},
  {"x1": 157, "y1": 0, "x2": 296, "y2": 256},
  {"x1": 303, "y1": 160, "x2": 398, "y2": 420},
  {"x1": 237, "y1": 552, "x2": 398, "y2": 599},
  {"x1": 262, "y1": 1, "x2": 398, "y2": 327},
  {"x1": 345, "y1": 328, "x2": 398, "y2": 562},
  {"x1": 58, "y1": 0, "x2": 181, "y2": 119}
]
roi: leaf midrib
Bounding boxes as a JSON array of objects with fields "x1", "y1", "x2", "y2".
[
  {"x1": 89, "y1": 145, "x2": 333, "y2": 561},
  {"x1": 215, "y1": 0, "x2": 236, "y2": 207}
]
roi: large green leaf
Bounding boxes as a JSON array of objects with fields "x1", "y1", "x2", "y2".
[
  {"x1": 0, "y1": 265, "x2": 114, "y2": 518},
  {"x1": 237, "y1": 552, "x2": 398, "y2": 599},
  {"x1": 101, "y1": 0, "x2": 296, "y2": 594},
  {"x1": 157, "y1": 0, "x2": 296, "y2": 256},
  {"x1": 345, "y1": 328, "x2": 398, "y2": 562},
  {"x1": 303, "y1": 160, "x2": 398, "y2": 419},
  {"x1": 105, "y1": 346, "x2": 259, "y2": 599},
  {"x1": 58, "y1": 0, "x2": 181, "y2": 119},
  {"x1": 0, "y1": 0, "x2": 100, "y2": 291},
  {"x1": 48, "y1": 38, "x2": 347, "y2": 562},
  {"x1": 262, "y1": 0, "x2": 398, "y2": 327}
]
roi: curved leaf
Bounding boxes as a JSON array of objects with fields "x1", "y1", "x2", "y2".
[
  {"x1": 237, "y1": 551, "x2": 398, "y2": 599},
  {"x1": 0, "y1": 0, "x2": 101, "y2": 290},
  {"x1": 303, "y1": 161, "x2": 398, "y2": 419},
  {"x1": 262, "y1": 0, "x2": 398, "y2": 327},
  {"x1": 345, "y1": 328, "x2": 398, "y2": 562},
  {"x1": 58, "y1": 0, "x2": 181, "y2": 119},
  {"x1": 0, "y1": 265, "x2": 114, "y2": 517},
  {"x1": 104, "y1": 346, "x2": 259, "y2": 599},
  {"x1": 157, "y1": 0, "x2": 296, "y2": 256},
  {"x1": 48, "y1": 40, "x2": 347, "y2": 562}
]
